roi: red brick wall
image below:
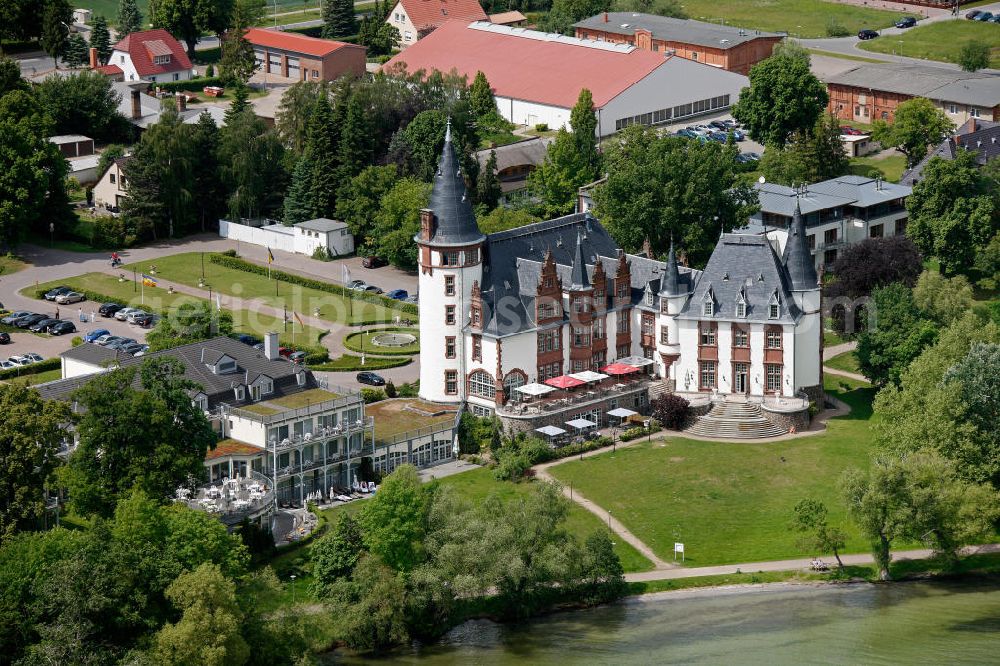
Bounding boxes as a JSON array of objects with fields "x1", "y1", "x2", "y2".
[{"x1": 827, "y1": 83, "x2": 912, "y2": 123}]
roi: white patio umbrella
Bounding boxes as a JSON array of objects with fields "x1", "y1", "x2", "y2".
[
  {"x1": 515, "y1": 382, "x2": 557, "y2": 396},
  {"x1": 535, "y1": 425, "x2": 567, "y2": 437},
  {"x1": 569, "y1": 370, "x2": 609, "y2": 383},
  {"x1": 565, "y1": 418, "x2": 597, "y2": 430},
  {"x1": 608, "y1": 407, "x2": 638, "y2": 419}
]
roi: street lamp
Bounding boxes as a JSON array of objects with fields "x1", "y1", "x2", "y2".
[{"x1": 290, "y1": 574, "x2": 296, "y2": 604}]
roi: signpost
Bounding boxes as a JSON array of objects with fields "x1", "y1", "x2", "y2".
[{"x1": 674, "y1": 542, "x2": 685, "y2": 562}]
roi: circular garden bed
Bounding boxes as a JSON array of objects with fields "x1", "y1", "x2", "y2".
[{"x1": 343, "y1": 327, "x2": 420, "y2": 356}]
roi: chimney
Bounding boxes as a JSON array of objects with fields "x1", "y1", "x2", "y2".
[
  {"x1": 130, "y1": 89, "x2": 141, "y2": 120},
  {"x1": 175, "y1": 92, "x2": 186, "y2": 112},
  {"x1": 89, "y1": 47, "x2": 98, "y2": 69},
  {"x1": 419, "y1": 208, "x2": 436, "y2": 240},
  {"x1": 603, "y1": 11, "x2": 608, "y2": 21},
  {"x1": 264, "y1": 331, "x2": 279, "y2": 360}
]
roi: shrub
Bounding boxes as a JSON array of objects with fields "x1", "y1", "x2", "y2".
[
  {"x1": 397, "y1": 381, "x2": 418, "y2": 398},
  {"x1": 71, "y1": 336, "x2": 83, "y2": 347},
  {"x1": 208, "y1": 253, "x2": 418, "y2": 315},
  {"x1": 205, "y1": 64, "x2": 215, "y2": 77},
  {"x1": 91, "y1": 215, "x2": 131, "y2": 249},
  {"x1": 361, "y1": 388, "x2": 387, "y2": 403},
  {"x1": 311, "y1": 354, "x2": 411, "y2": 371},
  {"x1": 155, "y1": 76, "x2": 225, "y2": 93},
  {"x1": 384, "y1": 380, "x2": 397, "y2": 398},
  {"x1": 221, "y1": 249, "x2": 239, "y2": 257},
  {"x1": 825, "y1": 20, "x2": 849, "y2": 37},
  {"x1": 650, "y1": 393, "x2": 690, "y2": 430},
  {"x1": 304, "y1": 350, "x2": 329, "y2": 365},
  {"x1": 535, "y1": 123, "x2": 549, "y2": 132},
  {"x1": 311, "y1": 246, "x2": 332, "y2": 261}
]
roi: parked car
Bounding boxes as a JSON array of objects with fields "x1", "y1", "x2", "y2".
[
  {"x1": 278, "y1": 346, "x2": 293, "y2": 358},
  {"x1": 738, "y1": 152, "x2": 762, "y2": 163},
  {"x1": 234, "y1": 333, "x2": 258, "y2": 346},
  {"x1": 356, "y1": 371, "x2": 386, "y2": 386},
  {"x1": 674, "y1": 128, "x2": 698, "y2": 139},
  {"x1": 29, "y1": 318, "x2": 60, "y2": 333},
  {"x1": 120, "y1": 342, "x2": 147, "y2": 356},
  {"x1": 55, "y1": 291, "x2": 85, "y2": 304},
  {"x1": 99, "y1": 303, "x2": 123, "y2": 317},
  {"x1": 23, "y1": 353, "x2": 44, "y2": 364},
  {"x1": 728, "y1": 128, "x2": 745, "y2": 141},
  {"x1": 895, "y1": 16, "x2": 916, "y2": 28},
  {"x1": 975, "y1": 11, "x2": 993, "y2": 21},
  {"x1": 347, "y1": 279, "x2": 368, "y2": 290},
  {"x1": 288, "y1": 351, "x2": 307, "y2": 365},
  {"x1": 44, "y1": 286, "x2": 71, "y2": 301},
  {"x1": 0, "y1": 333, "x2": 9, "y2": 344},
  {"x1": 967, "y1": 9, "x2": 982, "y2": 19},
  {"x1": 990, "y1": 14, "x2": 1000, "y2": 23},
  {"x1": 708, "y1": 120, "x2": 729, "y2": 131},
  {"x1": 132, "y1": 344, "x2": 149, "y2": 357},
  {"x1": 840, "y1": 126, "x2": 863, "y2": 136},
  {"x1": 708, "y1": 131, "x2": 729, "y2": 143},
  {"x1": 133, "y1": 313, "x2": 159, "y2": 328},
  {"x1": 364, "y1": 285, "x2": 384, "y2": 294},
  {"x1": 362, "y1": 256, "x2": 386, "y2": 269},
  {"x1": 114, "y1": 307, "x2": 141, "y2": 321},
  {"x1": 126, "y1": 310, "x2": 149, "y2": 324},
  {"x1": 386, "y1": 289, "x2": 408, "y2": 300},
  {"x1": 0, "y1": 359, "x2": 16, "y2": 370},
  {"x1": 404, "y1": 294, "x2": 419, "y2": 304},
  {"x1": 16, "y1": 314, "x2": 47, "y2": 329},
  {"x1": 252, "y1": 342, "x2": 264, "y2": 351},
  {"x1": 96, "y1": 334, "x2": 123, "y2": 346},
  {"x1": 84, "y1": 328, "x2": 111, "y2": 343},
  {"x1": 858, "y1": 29, "x2": 879, "y2": 40},
  {"x1": 50, "y1": 321, "x2": 76, "y2": 335},
  {"x1": 2, "y1": 311, "x2": 32, "y2": 325},
  {"x1": 105, "y1": 338, "x2": 135, "y2": 350}
]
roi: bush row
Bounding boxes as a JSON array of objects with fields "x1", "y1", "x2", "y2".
[
  {"x1": 154, "y1": 76, "x2": 225, "y2": 93},
  {"x1": 619, "y1": 423, "x2": 661, "y2": 441},
  {"x1": 311, "y1": 354, "x2": 411, "y2": 372},
  {"x1": 342, "y1": 327, "x2": 420, "y2": 356},
  {"x1": 0, "y1": 357, "x2": 61, "y2": 381},
  {"x1": 208, "y1": 254, "x2": 419, "y2": 316}
]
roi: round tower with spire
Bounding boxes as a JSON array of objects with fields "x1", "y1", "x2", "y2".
[
  {"x1": 783, "y1": 199, "x2": 823, "y2": 401},
  {"x1": 656, "y1": 238, "x2": 688, "y2": 384},
  {"x1": 415, "y1": 120, "x2": 486, "y2": 404}
]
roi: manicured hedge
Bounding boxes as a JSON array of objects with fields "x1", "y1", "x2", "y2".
[
  {"x1": 342, "y1": 327, "x2": 419, "y2": 356},
  {"x1": 620, "y1": 423, "x2": 661, "y2": 441},
  {"x1": 0, "y1": 357, "x2": 61, "y2": 381},
  {"x1": 311, "y1": 354, "x2": 411, "y2": 372},
  {"x1": 208, "y1": 253, "x2": 419, "y2": 316},
  {"x1": 155, "y1": 76, "x2": 225, "y2": 93}
]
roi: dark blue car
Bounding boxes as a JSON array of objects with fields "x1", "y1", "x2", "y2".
[
  {"x1": 84, "y1": 328, "x2": 110, "y2": 343},
  {"x1": 387, "y1": 289, "x2": 408, "y2": 300}
]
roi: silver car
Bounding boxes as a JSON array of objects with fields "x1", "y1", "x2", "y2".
[
  {"x1": 115, "y1": 307, "x2": 141, "y2": 321},
  {"x1": 55, "y1": 291, "x2": 85, "y2": 304}
]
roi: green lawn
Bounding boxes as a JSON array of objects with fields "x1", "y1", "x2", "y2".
[
  {"x1": 343, "y1": 329, "x2": 419, "y2": 356},
  {"x1": 858, "y1": 20, "x2": 1000, "y2": 68},
  {"x1": 319, "y1": 466, "x2": 655, "y2": 573},
  {"x1": 548, "y1": 375, "x2": 879, "y2": 566},
  {"x1": 30, "y1": 273, "x2": 329, "y2": 349},
  {"x1": 823, "y1": 329, "x2": 846, "y2": 347},
  {"x1": 826, "y1": 350, "x2": 862, "y2": 375},
  {"x1": 682, "y1": 0, "x2": 912, "y2": 37},
  {"x1": 850, "y1": 153, "x2": 908, "y2": 183},
  {"x1": 0, "y1": 255, "x2": 27, "y2": 276},
  {"x1": 2, "y1": 369, "x2": 62, "y2": 386},
  {"x1": 364, "y1": 398, "x2": 456, "y2": 441},
  {"x1": 267, "y1": 387, "x2": 341, "y2": 409},
  {"x1": 122, "y1": 253, "x2": 408, "y2": 326}
]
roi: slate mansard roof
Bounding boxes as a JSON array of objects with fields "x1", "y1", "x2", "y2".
[
  {"x1": 37, "y1": 336, "x2": 313, "y2": 409},
  {"x1": 420, "y1": 122, "x2": 486, "y2": 246},
  {"x1": 676, "y1": 234, "x2": 802, "y2": 324},
  {"x1": 754, "y1": 175, "x2": 911, "y2": 219}
]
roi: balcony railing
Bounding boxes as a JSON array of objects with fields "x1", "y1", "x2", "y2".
[
  {"x1": 265, "y1": 443, "x2": 374, "y2": 479},
  {"x1": 268, "y1": 416, "x2": 374, "y2": 451},
  {"x1": 224, "y1": 384, "x2": 366, "y2": 425},
  {"x1": 184, "y1": 469, "x2": 274, "y2": 526},
  {"x1": 497, "y1": 377, "x2": 653, "y2": 416}
]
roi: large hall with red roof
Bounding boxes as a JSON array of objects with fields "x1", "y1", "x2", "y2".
[{"x1": 383, "y1": 21, "x2": 750, "y2": 137}]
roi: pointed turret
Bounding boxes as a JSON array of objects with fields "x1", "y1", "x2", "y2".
[
  {"x1": 661, "y1": 237, "x2": 680, "y2": 296},
  {"x1": 783, "y1": 199, "x2": 818, "y2": 291},
  {"x1": 568, "y1": 229, "x2": 590, "y2": 291},
  {"x1": 417, "y1": 119, "x2": 485, "y2": 246}
]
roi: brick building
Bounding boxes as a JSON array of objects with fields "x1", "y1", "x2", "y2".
[
  {"x1": 244, "y1": 28, "x2": 366, "y2": 82},
  {"x1": 826, "y1": 63, "x2": 1000, "y2": 126},
  {"x1": 573, "y1": 13, "x2": 782, "y2": 75}
]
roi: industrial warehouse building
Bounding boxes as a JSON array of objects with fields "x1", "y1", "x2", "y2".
[
  {"x1": 383, "y1": 21, "x2": 749, "y2": 137},
  {"x1": 245, "y1": 28, "x2": 367, "y2": 82}
]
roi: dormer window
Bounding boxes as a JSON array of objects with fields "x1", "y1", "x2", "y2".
[
  {"x1": 702, "y1": 289, "x2": 714, "y2": 317},
  {"x1": 154, "y1": 54, "x2": 171, "y2": 65},
  {"x1": 217, "y1": 359, "x2": 236, "y2": 374},
  {"x1": 234, "y1": 386, "x2": 245, "y2": 401},
  {"x1": 736, "y1": 290, "x2": 747, "y2": 318},
  {"x1": 768, "y1": 291, "x2": 781, "y2": 319},
  {"x1": 193, "y1": 394, "x2": 208, "y2": 411},
  {"x1": 297, "y1": 372, "x2": 306, "y2": 386},
  {"x1": 645, "y1": 290, "x2": 654, "y2": 306}
]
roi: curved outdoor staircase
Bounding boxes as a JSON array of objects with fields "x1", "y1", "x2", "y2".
[{"x1": 683, "y1": 400, "x2": 788, "y2": 439}]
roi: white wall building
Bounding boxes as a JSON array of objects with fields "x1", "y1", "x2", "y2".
[
  {"x1": 219, "y1": 218, "x2": 355, "y2": 257},
  {"x1": 384, "y1": 21, "x2": 748, "y2": 137},
  {"x1": 417, "y1": 128, "x2": 823, "y2": 427},
  {"x1": 109, "y1": 29, "x2": 194, "y2": 83}
]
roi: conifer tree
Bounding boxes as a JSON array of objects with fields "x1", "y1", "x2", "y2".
[
  {"x1": 220, "y1": 0, "x2": 256, "y2": 85},
  {"x1": 224, "y1": 83, "x2": 251, "y2": 125},
  {"x1": 283, "y1": 157, "x2": 314, "y2": 225},
  {"x1": 117, "y1": 0, "x2": 143, "y2": 37},
  {"x1": 305, "y1": 96, "x2": 341, "y2": 218},
  {"x1": 190, "y1": 111, "x2": 225, "y2": 232},
  {"x1": 63, "y1": 33, "x2": 89, "y2": 67},
  {"x1": 476, "y1": 150, "x2": 501, "y2": 210},
  {"x1": 90, "y1": 15, "x2": 112, "y2": 65},
  {"x1": 469, "y1": 71, "x2": 497, "y2": 120},
  {"x1": 323, "y1": 0, "x2": 358, "y2": 38},
  {"x1": 338, "y1": 94, "x2": 374, "y2": 182},
  {"x1": 569, "y1": 88, "x2": 599, "y2": 179},
  {"x1": 41, "y1": 0, "x2": 71, "y2": 63}
]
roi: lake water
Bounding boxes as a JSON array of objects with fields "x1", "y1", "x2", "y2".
[{"x1": 329, "y1": 580, "x2": 1000, "y2": 664}]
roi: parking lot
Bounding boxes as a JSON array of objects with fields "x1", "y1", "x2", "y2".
[{"x1": 1, "y1": 298, "x2": 152, "y2": 370}]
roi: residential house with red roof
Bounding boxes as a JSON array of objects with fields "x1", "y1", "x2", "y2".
[
  {"x1": 109, "y1": 29, "x2": 194, "y2": 83},
  {"x1": 244, "y1": 28, "x2": 366, "y2": 81},
  {"x1": 384, "y1": 21, "x2": 749, "y2": 137},
  {"x1": 386, "y1": 0, "x2": 488, "y2": 47}
]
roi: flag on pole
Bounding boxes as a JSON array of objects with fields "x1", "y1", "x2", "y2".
[
  {"x1": 141, "y1": 274, "x2": 158, "y2": 287},
  {"x1": 342, "y1": 264, "x2": 351, "y2": 285},
  {"x1": 267, "y1": 247, "x2": 274, "y2": 264},
  {"x1": 293, "y1": 312, "x2": 304, "y2": 326}
]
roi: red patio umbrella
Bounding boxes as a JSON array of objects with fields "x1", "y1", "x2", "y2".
[
  {"x1": 544, "y1": 375, "x2": 586, "y2": 389},
  {"x1": 601, "y1": 363, "x2": 640, "y2": 376}
]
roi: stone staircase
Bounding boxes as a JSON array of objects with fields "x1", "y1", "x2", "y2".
[{"x1": 684, "y1": 400, "x2": 788, "y2": 439}]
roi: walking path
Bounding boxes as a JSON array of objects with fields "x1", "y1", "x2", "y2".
[{"x1": 823, "y1": 341, "x2": 868, "y2": 383}]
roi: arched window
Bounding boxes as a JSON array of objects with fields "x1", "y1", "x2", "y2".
[
  {"x1": 468, "y1": 370, "x2": 496, "y2": 399},
  {"x1": 503, "y1": 370, "x2": 527, "y2": 397}
]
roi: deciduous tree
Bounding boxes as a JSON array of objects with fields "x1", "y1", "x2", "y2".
[
  {"x1": 156, "y1": 0, "x2": 235, "y2": 59},
  {"x1": 731, "y1": 54, "x2": 828, "y2": 147},
  {"x1": 218, "y1": 108, "x2": 286, "y2": 221},
  {"x1": 958, "y1": 40, "x2": 990, "y2": 73},
  {"x1": 359, "y1": 465, "x2": 428, "y2": 572},
  {"x1": 912, "y1": 271, "x2": 974, "y2": 325},
  {"x1": 402, "y1": 109, "x2": 447, "y2": 181},
  {"x1": 570, "y1": 88, "x2": 600, "y2": 177},
  {"x1": 791, "y1": 498, "x2": 846, "y2": 568},
  {"x1": 871, "y1": 97, "x2": 954, "y2": 167},
  {"x1": 40, "y1": 0, "x2": 71, "y2": 63},
  {"x1": 36, "y1": 70, "x2": 128, "y2": 143},
  {"x1": 477, "y1": 206, "x2": 536, "y2": 233},
  {"x1": 311, "y1": 513, "x2": 365, "y2": 598},
  {"x1": 0, "y1": 385, "x2": 70, "y2": 544},
  {"x1": 826, "y1": 235, "x2": 923, "y2": 300},
  {"x1": 856, "y1": 282, "x2": 938, "y2": 386}
]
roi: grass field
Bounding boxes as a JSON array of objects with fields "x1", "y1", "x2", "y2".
[
  {"x1": 343, "y1": 329, "x2": 420, "y2": 355},
  {"x1": 823, "y1": 329, "x2": 846, "y2": 347},
  {"x1": 30, "y1": 273, "x2": 329, "y2": 349},
  {"x1": 805, "y1": 48, "x2": 887, "y2": 63},
  {"x1": 825, "y1": 350, "x2": 862, "y2": 375},
  {"x1": 681, "y1": 0, "x2": 912, "y2": 37},
  {"x1": 122, "y1": 253, "x2": 409, "y2": 326},
  {"x1": 3, "y1": 368, "x2": 63, "y2": 386},
  {"x1": 850, "y1": 153, "x2": 908, "y2": 183},
  {"x1": 858, "y1": 20, "x2": 1000, "y2": 68},
  {"x1": 364, "y1": 398, "x2": 456, "y2": 441},
  {"x1": 548, "y1": 375, "x2": 879, "y2": 566},
  {"x1": 0, "y1": 256, "x2": 27, "y2": 276}
]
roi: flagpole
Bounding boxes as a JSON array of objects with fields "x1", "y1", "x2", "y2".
[{"x1": 141, "y1": 278, "x2": 144, "y2": 305}]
